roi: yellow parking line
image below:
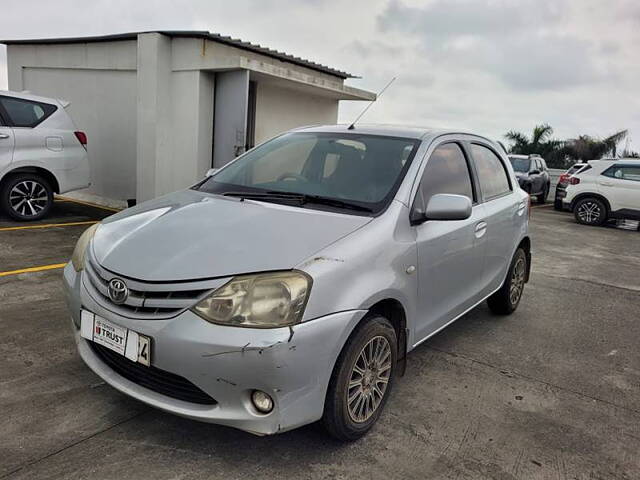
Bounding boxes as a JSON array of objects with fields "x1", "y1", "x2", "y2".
[
  {"x1": 0, "y1": 220, "x2": 98, "y2": 232},
  {"x1": 55, "y1": 196, "x2": 122, "y2": 213},
  {"x1": 0, "y1": 263, "x2": 67, "y2": 277}
]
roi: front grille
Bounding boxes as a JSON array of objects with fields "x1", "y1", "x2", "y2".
[
  {"x1": 82, "y1": 251, "x2": 224, "y2": 319},
  {"x1": 89, "y1": 341, "x2": 217, "y2": 405}
]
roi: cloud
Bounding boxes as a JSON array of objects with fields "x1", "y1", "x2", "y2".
[{"x1": 0, "y1": 0, "x2": 637, "y2": 147}]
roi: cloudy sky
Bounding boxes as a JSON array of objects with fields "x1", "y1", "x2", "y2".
[{"x1": 1, "y1": 0, "x2": 639, "y2": 150}]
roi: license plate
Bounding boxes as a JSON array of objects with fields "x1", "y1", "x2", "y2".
[{"x1": 80, "y1": 310, "x2": 151, "y2": 366}]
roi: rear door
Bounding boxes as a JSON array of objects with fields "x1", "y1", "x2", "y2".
[
  {"x1": 0, "y1": 109, "x2": 15, "y2": 171},
  {"x1": 413, "y1": 140, "x2": 487, "y2": 342},
  {"x1": 467, "y1": 141, "x2": 524, "y2": 294},
  {"x1": 599, "y1": 164, "x2": 640, "y2": 215}
]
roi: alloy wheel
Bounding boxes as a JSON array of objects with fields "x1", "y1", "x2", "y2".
[
  {"x1": 9, "y1": 180, "x2": 49, "y2": 218},
  {"x1": 347, "y1": 335, "x2": 392, "y2": 423},
  {"x1": 577, "y1": 201, "x2": 601, "y2": 224},
  {"x1": 509, "y1": 256, "x2": 526, "y2": 306}
]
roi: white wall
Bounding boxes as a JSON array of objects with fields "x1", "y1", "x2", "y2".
[
  {"x1": 254, "y1": 82, "x2": 339, "y2": 144},
  {"x1": 21, "y1": 67, "x2": 137, "y2": 200}
]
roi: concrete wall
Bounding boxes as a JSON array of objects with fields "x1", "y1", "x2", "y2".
[
  {"x1": 21, "y1": 68, "x2": 137, "y2": 200},
  {"x1": 254, "y1": 82, "x2": 338, "y2": 144},
  {"x1": 8, "y1": 41, "x2": 138, "y2": 201},
  {"x1": 213, "y1": 70, "x2": 249, "y2": 168}
]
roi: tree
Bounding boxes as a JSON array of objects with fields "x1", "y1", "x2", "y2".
[
  {"x1": 562, "y1": 130, "x2": 628, "y2": 161},
  {"x1": 504, "y1": 124, "x2": 567, "y2": 167}
]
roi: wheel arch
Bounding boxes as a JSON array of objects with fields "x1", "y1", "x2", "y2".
[
  {"x1": 0, "y1": 166, "x2": 61, "y2": 193},
  {"x1": 570, "y1": 192, "x2": 611, "y2": 213},
  {"x1": 517, "y1": 236, "x2": 532, "y2": 283},
  {"x1": 366, "y1": 298, "x2": 408, "y2": 376}
]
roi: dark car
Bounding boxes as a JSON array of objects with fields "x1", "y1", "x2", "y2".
[{"x1": 508, "y1": 154, "x2": 550, "y2": 203}]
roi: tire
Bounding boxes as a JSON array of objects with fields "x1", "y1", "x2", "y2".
[
  {"x1": 536, "y1": 184, "x2": 549, "y2": 204},
  {"x1": 487, "y1": 248, "x2": 527, "y2": 315},
  {"x1": 0, "y1": 174, "x2": 53, "y2": 221},
  {"x1": 322, "y1": 315, "x2": 397, "y2": 441},
  {"x1": 573, "y1": 197, "x2": 607, "y2": 226}
]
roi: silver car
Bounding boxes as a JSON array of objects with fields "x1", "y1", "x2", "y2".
[
  {"x1": 0, "y1": 90, "x2": 90, "y2": 221},
  {"x1": 63, "y1": 125, "x2": 530, "y2": 440}
]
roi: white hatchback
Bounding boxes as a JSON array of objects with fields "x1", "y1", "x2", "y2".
[{"x1": 0, "y1": 90, "x2": 90, "y2": 220}]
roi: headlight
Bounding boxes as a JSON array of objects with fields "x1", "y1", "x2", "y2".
[
  {"x1": 71, "y1": 223, "x2": 99, "y2": 272},
  {"x1": 192, "y1": 271, "x2": 312, "y2": 328}
]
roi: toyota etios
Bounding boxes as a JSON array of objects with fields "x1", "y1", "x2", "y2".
[{"x1": 63, "y1": 125, "x2": 531, "y2": 440}]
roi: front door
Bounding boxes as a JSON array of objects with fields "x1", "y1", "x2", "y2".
[{"x1": 413, "y1": 142, "x2": 487, "y2": 343}]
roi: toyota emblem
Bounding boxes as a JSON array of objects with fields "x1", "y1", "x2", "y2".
[{"x1": 108, "y1": 278, "x2": 129, "y2": 305}]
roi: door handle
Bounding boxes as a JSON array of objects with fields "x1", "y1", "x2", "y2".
[
  {"x1": 475, "y1": 221, "x2": 487, "y2": 238},
  {"x1": 0, "y1": 133, "x2": 10, "y2": 139}
]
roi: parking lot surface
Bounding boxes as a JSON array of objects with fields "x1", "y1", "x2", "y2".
[{"x1": 1, "y1": 202, "x2": 639, "y2": 480}]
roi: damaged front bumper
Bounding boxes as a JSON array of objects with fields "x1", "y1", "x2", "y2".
[{"x1": 63, "y1": 264, "x2": 366, "y2": 435}]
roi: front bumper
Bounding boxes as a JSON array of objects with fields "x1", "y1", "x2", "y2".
[{"x1": 63, "y1": 264, "x2": 366, "y2": 435}]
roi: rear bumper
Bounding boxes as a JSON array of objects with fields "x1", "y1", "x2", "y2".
[{"x1": 63, "y1": 264, "x2": 365, "y2": 435}]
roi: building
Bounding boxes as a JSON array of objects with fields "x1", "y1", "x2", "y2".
[{"x1": 1, "y1": 31, "x2": 374, "y2": 205}]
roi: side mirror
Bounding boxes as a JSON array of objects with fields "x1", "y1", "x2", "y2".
[
  {"x1": 530, "y1": 169, "x2": 541, "y2": 175},
  {"x1": 205, "y1": 168, "x2": 219, "y2": 177},
  {"x1": 424, "y1": 194, "x2": 472, "y2": 221}
]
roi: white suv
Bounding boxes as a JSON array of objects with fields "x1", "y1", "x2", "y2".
[
  {"x1": 557, "y1": 159, "x2": 640, "y2": 226},
  {"x1": 0, "y1": 90, "x2": 90, "y2": 221}
]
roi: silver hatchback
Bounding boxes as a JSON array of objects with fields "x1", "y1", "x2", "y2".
[{"x1": 63, "y1": 125, "x2": 530, "y2": 440}]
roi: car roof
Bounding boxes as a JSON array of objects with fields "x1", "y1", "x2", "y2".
[
  {"x1": 0, "y1": 89, "x2": 64, "y2": 105},
  {"x1": 588, "y1": 158, "x2": 640, "y2": 166},
  {"x1": 293, "y1": 124, "x2": 493, "y2": 142}
]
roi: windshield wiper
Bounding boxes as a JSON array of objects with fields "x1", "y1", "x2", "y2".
[{"x1": 222, "y1": 191, "x2": 373, "y2": 213}]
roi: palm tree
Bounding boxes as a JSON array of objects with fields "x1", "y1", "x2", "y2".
[
  {"x1": 505, "y1": 124, "x2": 565, "y2": 166},
  {"x1": 562, "y1": 130, "x2": 628, "y2": 161}
]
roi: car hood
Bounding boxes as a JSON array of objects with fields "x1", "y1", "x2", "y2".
[{"x1": 91, "y1": 190, "x2": 371, "y2": 282}]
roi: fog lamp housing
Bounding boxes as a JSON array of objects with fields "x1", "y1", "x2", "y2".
[{"x1": 251, "y1": 390, "x2": 274, "y2": 414}]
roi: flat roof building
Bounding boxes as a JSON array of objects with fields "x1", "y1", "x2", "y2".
[{"x1": 1, "y1": 31, "x2": 375, "y2": 205}]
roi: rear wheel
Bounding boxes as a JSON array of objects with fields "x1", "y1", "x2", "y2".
[
  {"x1": 573, "y1": 197, "x2": 607, "y2": 226},
  {"x1": 487, "y1": 248, "x2": 527, "y2": 315},
  {"x1": 322, "y1": 315, "x2": 397, "y2": 441},
  {"x1": 0, "y1": 174, "x2": 53, "y2": 221}
]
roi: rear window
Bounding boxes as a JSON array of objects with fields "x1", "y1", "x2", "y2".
[{"x1": 0, "y1": 96, "x2": 57, "y2": 127}]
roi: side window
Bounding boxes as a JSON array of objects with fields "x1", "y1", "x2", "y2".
[
  {"x1": 0, "y1": 96, "x2": 57, "y2": 127},
  {"x1": 604, "y1": 165, "x2": 640, "y2": 182},
  {"x1": 470, "y1": 143, "x2": 512, "y2": 200},
  {"x1": 414, "y1": 143, "x2": 474, "y2": 213}
]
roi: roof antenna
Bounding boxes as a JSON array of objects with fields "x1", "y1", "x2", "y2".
[{"x1": 348, "y1": 77, "x2": 396, "y2": 130}]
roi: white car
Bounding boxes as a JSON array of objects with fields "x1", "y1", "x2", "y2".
[
  {"x1": 0, "y1": 90, "x2": 90, "y2": 221},
  {"x1": 557, "y1": 159, "x2": 640, "y2": 226}
]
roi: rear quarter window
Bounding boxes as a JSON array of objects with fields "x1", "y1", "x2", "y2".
[{"x1": 0, "y1": 96, "x2": 57, "y2": 127}]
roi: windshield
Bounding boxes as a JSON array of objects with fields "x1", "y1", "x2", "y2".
[
  {"x1": 197, "y1": 132, "x2": 421, "y2": 215},
  {"x1": 509, "y1": 157, "x2": 531, "y2": 172}
]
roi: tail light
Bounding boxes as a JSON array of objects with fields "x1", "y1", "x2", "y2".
[
  {"x1": 568, "y1": 177, "x2": 580, "y2": 185},
  {"x1": 74, "y1": 131, "x2": 87, "y2": 150},
  {"x1": 558, "y1": 174, "x2": 569, "y2": 184}
]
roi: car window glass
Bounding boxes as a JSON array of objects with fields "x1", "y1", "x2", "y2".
[
  {"x1": 471, "y1": 144, "x2": 512, "y2": 200},
  {"x1": 607, "y1": 166, "x2": 640, "y2": 182},
  {"x1": 0, "y1": 97, "x2": 56, "y2": 127},
  {"x1": 414, "y1": 143, "x2": 474, "y2": 212}
]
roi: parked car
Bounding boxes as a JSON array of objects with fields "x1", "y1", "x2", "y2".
[
  {"x1": 0, "y1": 90, "x2": 90, "y2": 221},
  {"x1": 554, "y1": 163, "x2": 588, "y2": 210},
  {"x1": 508, "y1": 154, "x2": 550, "y2": 203},
  {"x1": 63, "y1": 125, "x2": 531, "y2": 440},
  {"x1": 556, "y1": 159, "x2": 640, "y2": 226}
]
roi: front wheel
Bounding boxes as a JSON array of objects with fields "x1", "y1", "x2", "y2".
[
  {"x1": 0, "y1": 174, "x2": 53, "y2": 221},
  {"x1": 487, "y1": 248, "x2": 527, "y2": 315},
  {"x1": 573, "y1": 197, "x2": 607, "y2": 226},
  {"x1": 322, "y1": 315, "x2": 397, "y2": 441}
]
